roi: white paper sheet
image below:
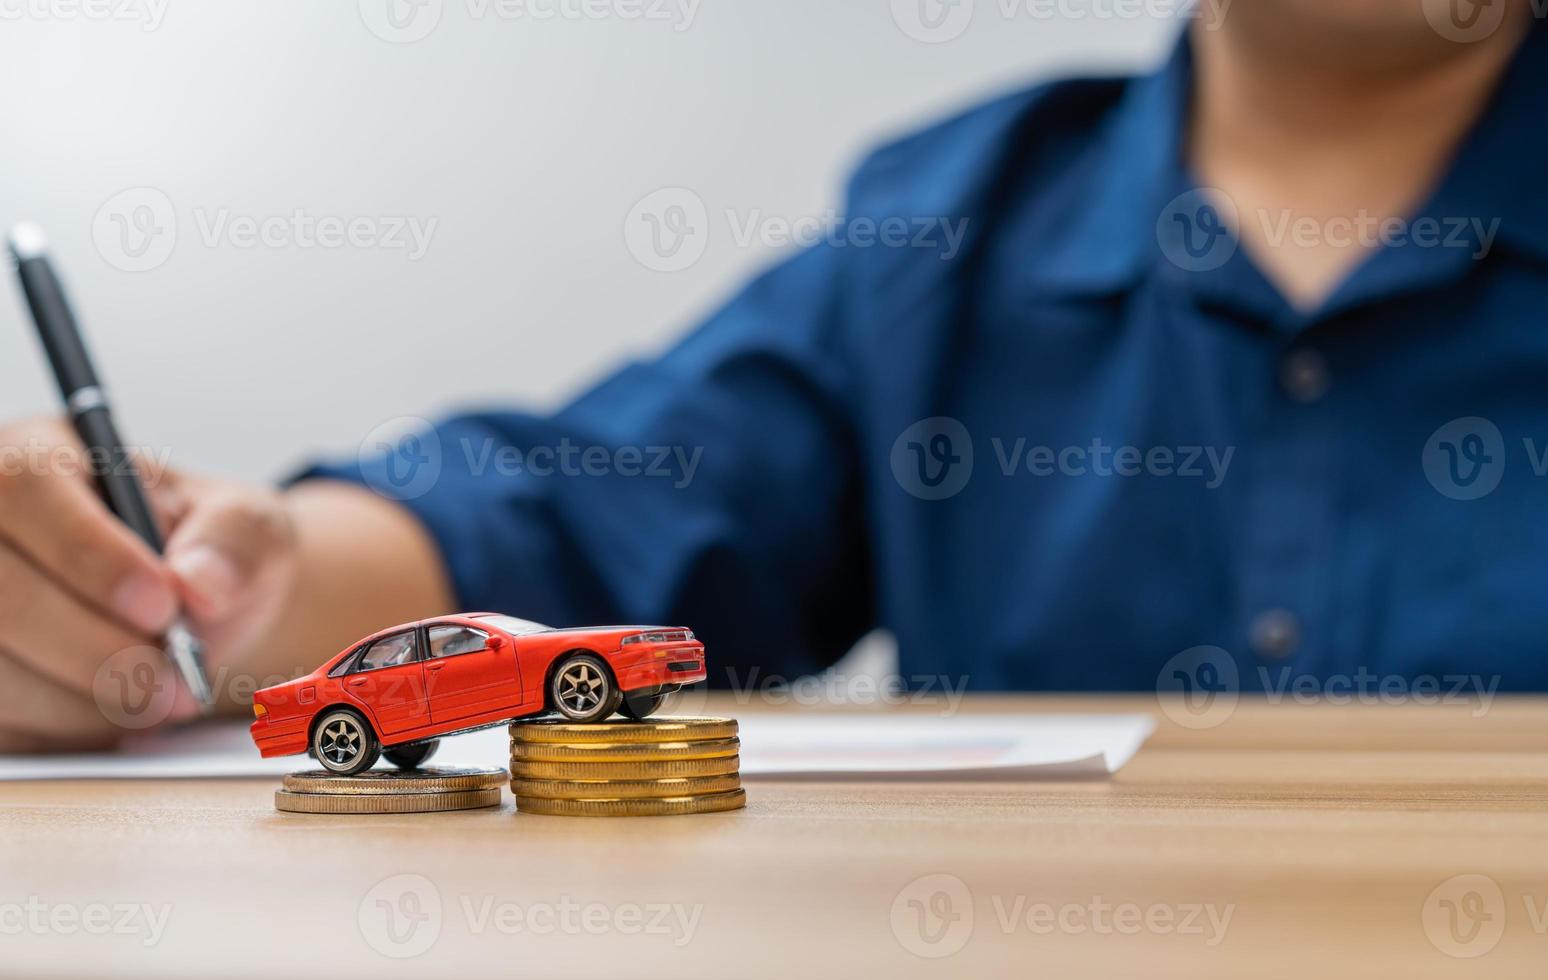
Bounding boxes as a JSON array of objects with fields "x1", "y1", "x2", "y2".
[{"x1": 0, "y1": 713, "x2": 1154, "y2": 782}]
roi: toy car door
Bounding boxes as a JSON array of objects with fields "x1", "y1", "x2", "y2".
[{"x1": 422, "y1": 623, "x2": 522, "y2": 723}]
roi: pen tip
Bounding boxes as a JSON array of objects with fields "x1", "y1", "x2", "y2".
[{"x1": 7, "y1": 223, "x2": 48, "y2": 262}]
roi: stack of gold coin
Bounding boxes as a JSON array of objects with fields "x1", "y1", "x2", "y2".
[
  {"x1": 509, "y1": 717, "x2": 745, "y2": 816},
  {"x1": 275, "y1": 766, "x2": 507, "y2": 814}
]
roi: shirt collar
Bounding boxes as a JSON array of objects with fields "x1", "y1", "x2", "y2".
[
  {"x1": 1019, "y1": 39, "x2": 1190, "y2": 297},
  {"x1": 1022, "y1": 20, "x2": 1548, "y2": 309},
  {"x1": 1420, "y1": 17, "x2": 1548, "y2": 270}
]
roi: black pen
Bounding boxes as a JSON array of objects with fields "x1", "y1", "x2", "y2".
[{"x1": 6, "y1": 223, "x2": 214, "y2": 708}]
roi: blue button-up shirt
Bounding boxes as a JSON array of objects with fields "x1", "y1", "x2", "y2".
[{"x1": 311, "y1": 24, "x2": 1548, "y2": 693}]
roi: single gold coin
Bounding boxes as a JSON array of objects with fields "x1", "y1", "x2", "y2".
[
  {"x1": 513, "y1": 773, "x2": 741, "y2": 800},
  {"x1": 515, "y1": 788, "x2": 746, "y2": 817},
  {"x1": 510, "y1": 717, "x2": 738, "y2": 744},
  {"x1": 510, "y1": 736, "x2": 740, "y2": 763},
  {"x1": 282, "y1": 767, "x2": 508, "y2": 796},
  {"x1": 510, "y1": 755, "x2": 741, "y2": 781},
  {"x1": 275, "y1": 788, "x2": 502, "y2": 814}
]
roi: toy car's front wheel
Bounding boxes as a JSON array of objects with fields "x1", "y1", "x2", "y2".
[
  {"x1": 549, "y1": 654, "x2": 622, "y2": 722},
  {"x1": 311, "y1": 708, "x2": 382, "y2": 775}
]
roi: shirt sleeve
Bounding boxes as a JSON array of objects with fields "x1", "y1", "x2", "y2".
[{"x1": 294, "y1": 242, "x2": 874, "y2": 682}]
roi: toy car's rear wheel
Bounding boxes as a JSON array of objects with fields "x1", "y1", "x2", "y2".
[
  {"x1": 311, "y1": 708, "x2": 382, "y2": 775},
  {"x1": 618, "y1": 690, "x2": 666, "y2": 721},
  {"x1": 550, "y1": 654, "x2": 622, "y2": 722},
  {"x1": 383, "y1": 740, "x2": 440, "y2": 770}
]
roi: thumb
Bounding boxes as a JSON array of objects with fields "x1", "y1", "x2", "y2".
[{"x1": 164, "y1": 485, "x2": 296, "y2": 623}]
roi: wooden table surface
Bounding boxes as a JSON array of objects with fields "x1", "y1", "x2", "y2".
[{"x1": 4, "y1": 695, "x2": 1547, "y2": 979}]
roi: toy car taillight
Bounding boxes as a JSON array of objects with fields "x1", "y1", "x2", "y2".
[{"x1": 621, "y1": 629, "x2": 694, "y2": 646}]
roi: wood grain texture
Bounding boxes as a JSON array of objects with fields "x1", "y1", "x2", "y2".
[{"x1": 3, "y1": 696, "x2": 1546, "y2": 979}]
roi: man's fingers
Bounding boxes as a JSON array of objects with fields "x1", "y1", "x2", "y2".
[
  {"x1": 165, "y1": 485, "x2": 296, "y2": 622},
  {"x1": 0, "y1": 543, "x2": 162, "y2": 699},
  {"x1": 0, "y1": 728, "x2": 121, "y2": 755},
  {"x1": 0, "y1": 476, "x2": 177, "y2": 634},
  {"x1": 146, "y1": 469, "x2": 192, "y2": 533},
  {"x1": 0, "y1": 419, "x2": 177, "y2": 635},
  {"x1": 0, "y1": 649, "x2": 133, "y2": 743}
]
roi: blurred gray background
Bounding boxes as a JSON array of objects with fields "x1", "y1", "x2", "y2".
[{"x1": 0, "y1": 1, "x2": 1177, "y2": 482}]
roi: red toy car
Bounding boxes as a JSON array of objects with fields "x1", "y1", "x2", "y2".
[{"x1": 250, "y1": 613, "x2": 706, "y2": 775}]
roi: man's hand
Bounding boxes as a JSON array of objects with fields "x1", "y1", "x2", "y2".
[{"x1": 0, "y1": 417, "x2": 299, "y2": 751}]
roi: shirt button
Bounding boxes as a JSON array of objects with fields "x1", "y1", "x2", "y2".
[
  {"x1": 1250, "y1": 609, "x2": 1301, "y2": 660},
  {"x1": 1281, "y1": 349, "x2": 1330, "y2": 403}
]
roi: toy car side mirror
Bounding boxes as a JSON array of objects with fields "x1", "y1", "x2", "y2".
[{"x1": 487, "y1": 635, "x2": 508, "y2": 654}]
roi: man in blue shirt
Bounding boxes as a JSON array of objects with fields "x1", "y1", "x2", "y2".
[{"x1": 1, "y1": 4, "x2": 1543, "y2": 747}]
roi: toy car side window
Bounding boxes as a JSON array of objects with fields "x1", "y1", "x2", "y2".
[
  {"x1": 328, "y1": 646, "x2": 369, "y2": 678},
  {"x1": 427, "y1": 626, "x2": 491, "y2": 659},
  {"x1": 353, "y1": 631, "x2": 421, "y2": 672}
]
